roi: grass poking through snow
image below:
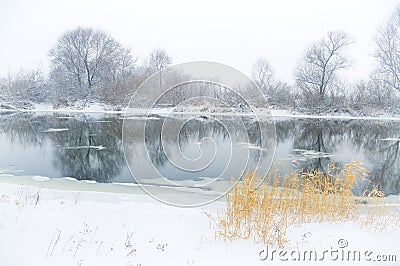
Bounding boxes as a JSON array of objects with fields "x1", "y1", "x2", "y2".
[{"x1": 217, "y1": 161, "x2": 400, "y2": 247}]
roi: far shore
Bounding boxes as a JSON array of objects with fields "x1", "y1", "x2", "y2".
[{"x1": 2, "y1": 103, "x2": 400, "y2": 121}]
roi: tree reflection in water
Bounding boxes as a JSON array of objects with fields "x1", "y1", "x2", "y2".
[
  {"x1": 275, "y1": 119, "x2": 400, "y2": 195},
  {"x1": 0, "y1": 113, "x2": 124, "y2": 182},
  {"x1": 0, "y1": 114, "x2": 399, "y2": 195}
]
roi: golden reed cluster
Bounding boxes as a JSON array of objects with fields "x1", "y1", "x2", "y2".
[{"x1": 217, "y1": 161, "x2": 399, "y2": 247}]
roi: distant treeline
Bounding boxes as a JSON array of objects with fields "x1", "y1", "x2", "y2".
[{"x1": 1, "y1": 5, "x2": 400, "y2": 114}]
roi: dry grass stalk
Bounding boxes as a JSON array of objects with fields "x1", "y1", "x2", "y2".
[{"x1": 217, "y1": 161, "x2": 398, "y2": 247}]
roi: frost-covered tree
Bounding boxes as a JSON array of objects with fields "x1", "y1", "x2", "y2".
[
  {"x1": 0, "y1": 68, "x2": 48, "y2": 107},
  {"x1": 49, "y1": 27, "x2": 135, "y2": 101},
  {"x1": 295, "y1": 31, "x2": 352, "y2": 107},
  {"x1": 149, "y1": 48, "x2": 171, "y2": 72},
  {"x1": 148, "y1": 48, "x2": 172, "y2": 88},
  {"x1": 374, "y1": 5, "x2": 400, "y2": 92},
  {"x1": 251, "y1": 58, "x2": 274, "y2": 94},
  {"x1": 251, "y1": 58, "x2": 293, "y2": 108}
]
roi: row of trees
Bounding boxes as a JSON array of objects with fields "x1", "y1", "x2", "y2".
[
  {"x1": 252, "y1": 6, "x2": 400, "y2": 113},
  {"x1": 0, "y1": 27, "x2": 172, "y2": 107},
  {"x1": 1, "y1": 6, "x2": 400, "y2": 113}
]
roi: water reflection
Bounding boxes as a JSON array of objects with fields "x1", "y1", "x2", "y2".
[
  {"x1": 0, "y1": 113, "x2": 125, "y2": 182},
  {"x1": 275, "y1": 119, "x2": 400, "y2": 195},
  {"x1": 51, "y1": 116, "x2": 125, "y2": 182},
  {"x1": 0, "y1": 113, "x2": 399, "y2": 196}
]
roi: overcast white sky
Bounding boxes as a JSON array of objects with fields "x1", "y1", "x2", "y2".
[{"x1": 0, "y1": 0, "x2": 399, "y2": 83}]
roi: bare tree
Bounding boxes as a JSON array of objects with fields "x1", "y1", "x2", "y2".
[
  {"x1": 49, "y1": 27, "x2": 133, "y2": 100},
  {"x1": 103, "y1": 47, "x2": 136, "y2": 84},
  {"x1": 374, "y1": 5, "x2": 400, "y2": 92},
  {"x1": 0, "y1": 68, "x2": 48, "y2": 106},
  {"x1": 251, "y1": 58, "x2": 294, "y2": 108},
  {"x1": 295, "y1": 31, "x2": 352, "y2": 107},
  {"x1": 251, "y1": 58, "x2": 274, "y2": 94},
  {"x1": 149, "y1": 48, "x2": 171, "y2": 88},
  {"x1": 149, "y1": 48, "x2": 172, "y2": 72}
]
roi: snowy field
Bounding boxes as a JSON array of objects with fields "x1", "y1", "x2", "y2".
[{"x1": 0, "y1": 175, "x2": 399, "y2": 266}]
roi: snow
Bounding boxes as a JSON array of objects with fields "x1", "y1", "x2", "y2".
[
  {"x1": 32, "y1": 175, "x2": 51, "y2": 182},
  {"x1": 381, "y1": 138, "x2": 400, "y2": 141},
  {"x1": 64, "y1": 177, "x2": 78, "y2": 181},
  {"x1": 290, "y1": 113, "x2": 400, "y2": 121},
  {"x1": 270, "y1": 109, "x2": 293, "y2": 117},
  {"x1": 120, "y1": 116, "x2": 160, "y2": 120},
  {"x1": 93, "y1": 120, "x2": 112, "y2": 123},
  {"x1": 13, "y1": 103, "x2": 400, "y2": 122},
  {"x1": 112, "y1": 182, "x2": 141, "y2": 187},
  {"x1": 2, "y1": 103, "x2": 400, "y2": 264},
  {"x1": 31, "y1": 102, "x2": 125, "y2": 114},
  {"x1": 2, "y1": 101, "x2": 400, "y2": 122},
  {"x1": 60, "y1": 145, "x2": 107, "y2": 151},
  {"x1": 0, "y1": 175, "x2": 399, "y2": 266},
  {"x1": 42, "y1": 128, "x2": 69, "y2": 132},
  {"x1": 83, "y1": 180, "x2": 97, "y2": 184},
  {"x1": 271, "y1": 109, "x2": 400, "y2": 121}
]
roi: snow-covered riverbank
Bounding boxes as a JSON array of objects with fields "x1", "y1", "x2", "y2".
[
  {"x1": 1, "y1": 175, "x2": 400, "y2": 266},
  {"x1": 1, "y1": 103, "x2": 400, "y2": 265},
  {"x1": 2, "y1": 102, "x2": 400, "y2": 121}
]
